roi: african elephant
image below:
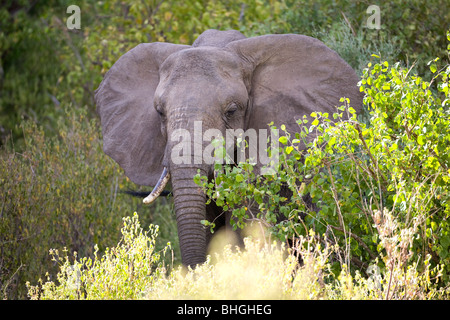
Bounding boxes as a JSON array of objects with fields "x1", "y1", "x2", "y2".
[{"x1": 95, "y1": 29, "x2": 362, "y2": 268}]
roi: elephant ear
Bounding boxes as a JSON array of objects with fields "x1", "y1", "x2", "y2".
[
  {"x1": 95, "y1": 42, "x2": 189, "y2": 186},
  {"x1": 227, "y1": 34, "x2": 362, "y2": 149}
]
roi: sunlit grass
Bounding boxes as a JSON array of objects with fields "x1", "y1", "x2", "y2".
[{"x1": 27, "y1": 213, "x2": 449, "y2": 300}]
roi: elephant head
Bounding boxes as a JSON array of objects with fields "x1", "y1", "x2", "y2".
[{"x1": 95, "y1": 29, "x2": 362, "y2": 268}]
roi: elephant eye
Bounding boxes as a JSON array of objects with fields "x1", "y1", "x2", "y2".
[
  {"x1": 225, "y1": 110, "x2": 235, "y2": 118},
  {"x1": 155, "y1": 108, "x2": 165, "y2": 118},
  {"x1": 224, "y1": 104, "x2": 238, "y2": 118}
]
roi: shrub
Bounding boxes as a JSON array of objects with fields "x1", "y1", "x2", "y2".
[
  {"x1": 0, "y1": 106, "x2": 138, "y2": 299},
  {"x1": 4, "y1": 0, "x2": 450, "y2": 301},
  {"x1": 3, "y1": 0, "x2": 449, "y2": 145},
  {"x1": 196, "y1": 34, "x2": 450, "y2": 287},
  {"x1": 27, "y1": 213, "x2": 449, "y2": 300},
  {"x1": 281, "y1": 0, "x2": 450, "y2": 76},
  {"x1": 27, "y1": 213, "x2": 169, "y2": 300}
]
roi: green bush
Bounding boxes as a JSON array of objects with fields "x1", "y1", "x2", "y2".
[
  {"x1": 0, "y1": 106, "x2": 151, "y2": 299},
  {"x1": 0, "y1": 0, "x2": 288, "y2": 145},
  {"x1": 27, "y1": 213, "x2": 449, "y2": 300},
  {"x1": 3, "y1": 0, "x2": 450, "y2": 300},
  {"x1": 3, "y1": 0, "x2": 449, "y2": 145},
  {"x1": 281, "y1": 0, "x2": 450, "y2": 76},
  {"x1": 27, "y1": 213, "x2": 169, "y2": 300},
  {"x1": 197, "y1": 34, "x2": 450, "y2": 286}
]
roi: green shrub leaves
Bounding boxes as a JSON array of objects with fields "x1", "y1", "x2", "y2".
[{"x1": 197, "y1": 37, "x2": 450, "y2": 286}]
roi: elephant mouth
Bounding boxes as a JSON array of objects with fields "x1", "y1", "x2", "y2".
[{"x1": 143, "y1": 167, "x2": 171, "y2": 204}]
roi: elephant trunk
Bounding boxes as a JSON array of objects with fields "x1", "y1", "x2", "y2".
[{"x1": 170, "y1": 166, "x2": 208, "y2": 268}]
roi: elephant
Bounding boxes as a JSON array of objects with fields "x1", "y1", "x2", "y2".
[{"x1": 95, "y1": 29, "x2": 362, "y2": 268}]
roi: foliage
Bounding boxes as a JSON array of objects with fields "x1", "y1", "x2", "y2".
[
  {"x1": 27, "y1": 213, "x2": 449, "y2": 300},
  {"x1": 0, "y1": 106, "x2": 178, "y2": 299},
  {"x1": 1, "y1": 1, "x2": 64, "y2": 141},
  {"x1": 0, "y1": 0, "x2": 287, "y2": 145},
  {"x1": 315, "y1": 21, "x2": 399, "y2": 77},
  {"x1": 3, "y1": 0, "x2": 450, "y2": 300},
  {"x1": 282, "y1": 0, "x2": 450, "y2": 76},
  {"x1": 197, "y1": 36, "x2": 450, "y2": 285},
  {"x1": 0, "y1": 106, "x2": 123, "y2": 298},
  {"x1": 27, "y1": 213, "x2": 170, "y2": 300},
  {"x1": 2, "y1": 0, "x2": 449, "y2": 145}
]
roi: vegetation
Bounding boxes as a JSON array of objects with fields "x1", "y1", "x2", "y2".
[
  {"x1": 0, "y1": 105, "x2": 179, "y2": 299},
  {"x1": 197, "y1": 48, "x2": 450, "y2": 291},
  {"x1": 27, "y1": 212, "x2": 449, "y2": 300},
  {"x1": 1, "y1": 0, "x2": 450, "y2": 299}
]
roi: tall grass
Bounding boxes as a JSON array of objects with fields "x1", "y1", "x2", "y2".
[
  {"x1": 27, "y1": 212, "x2": 449, "y2": 300},
  {"x1": 0, "y1": 106, "x2": 176, "y2": 299}
]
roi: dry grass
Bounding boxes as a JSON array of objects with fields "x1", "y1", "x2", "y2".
[{"x1": 27, "y1": 213, "x2": 449, "y2": 300}]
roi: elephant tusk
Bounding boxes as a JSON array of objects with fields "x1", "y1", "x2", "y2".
[{"x1": 143, "y1": 167, "x2": 171, "y2": 204}]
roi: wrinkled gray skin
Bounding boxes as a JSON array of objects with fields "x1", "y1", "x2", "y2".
[{"x1": 95, "y1": 29, "x2": 362, "y2": 268}]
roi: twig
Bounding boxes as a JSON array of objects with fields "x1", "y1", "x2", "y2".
[
  {"x1": 239, "y1": 3, "x2": 246, "y2": 22},
  {"x1": 353, "y1": 121, "x2": 388, "y2": 187},
  {"x1": 324, "y1": 162, "x2": 348, "y2": 263},
  {"x1": 2, "y1": 263, "x2": 25, "y2": 298},
  {"x1": 328, "y1": 224, "x2": 377, "y2": 261},
  {"x1": 352, "y1": 157, "x2": 374, "y2": 234},
  {"x1": 52, "y1": 16, "x2": 86, "y2": 72},
  {"x1": 340, "y1": 11, "x2": 356, "y2": 37},
  {"x1": 385, "y1": 262, "x2": 394, "y2": 300}
]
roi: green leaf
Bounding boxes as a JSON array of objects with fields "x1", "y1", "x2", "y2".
[
  {"x1": 328, "y1": 136, "x2": 337, "y2": 146},
  {"x1": 389, "y1": 143, "x2": 398, "y2": 152},
  {"x1": 431, "y1": 221, "x2": 438, "y2": 232},
  {"x1": 417, "y1": 135, "x2": 426, "y2": 145},
  {"x1": 430, "y1": 64, "x2": 437, "y2": 73},
  {"x1": 235, "y1": 174, "x2": 244, "y2": 182},
  {"x1": 372, "y1": 234, "x2": 378, "y2": 244},
  {"x1": 279, "y1": 136, "x2": 288, "y2": 145}
]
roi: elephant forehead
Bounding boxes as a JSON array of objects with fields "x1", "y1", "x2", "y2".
[
  {"x1": 157, "y1": 80, "x2": 237, "y2": 110},
  {"x1": 160, "y1": 47, "x2": 242, "y2": 81}
]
